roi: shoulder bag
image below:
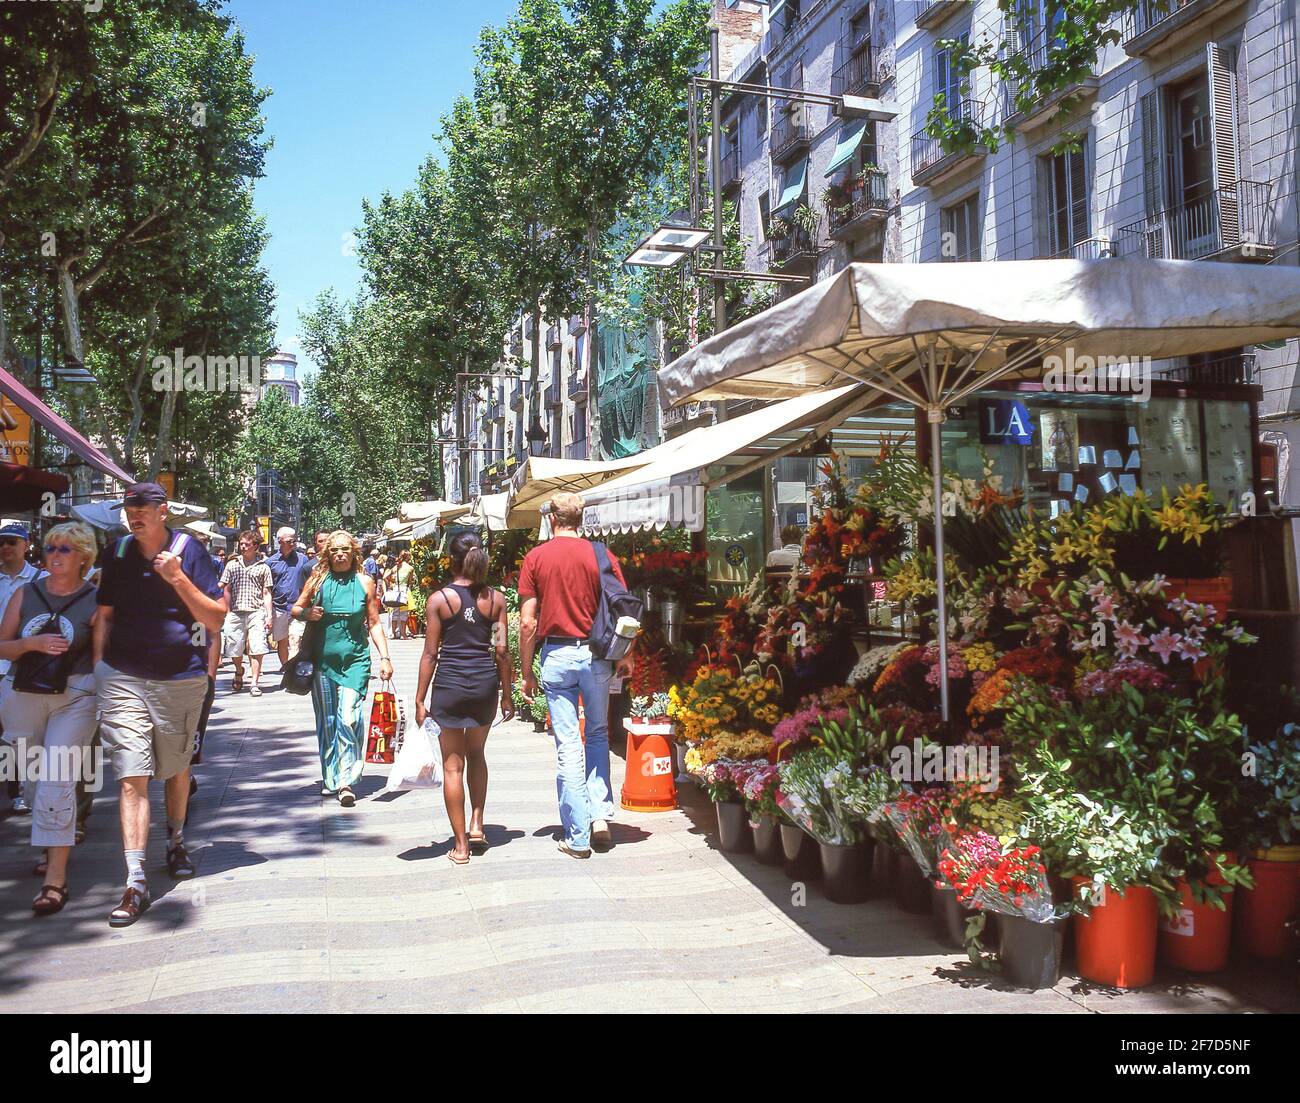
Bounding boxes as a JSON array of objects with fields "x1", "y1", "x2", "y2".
[
  {"x1": 281, "y1": 592, "x2": 322, "y2": 696},
  {"x1": 12, "y1": 584, "x2": 92, "y2": 695}
]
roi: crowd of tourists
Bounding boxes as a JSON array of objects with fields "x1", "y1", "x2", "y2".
[{"x1": 0, "y1": 486, "x2": 632, "y2": 927}]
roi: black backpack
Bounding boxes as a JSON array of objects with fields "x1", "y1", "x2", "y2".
[{"x1": 587, "y1": 541, "x2": 644, "y2": 661}]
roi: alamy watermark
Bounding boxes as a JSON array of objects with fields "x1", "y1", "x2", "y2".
[
  {"x1": 889, "y1": 738, "x2": 1000, "y2": 793},
  {"x1": 0, "y1": 739, "x2": 104, "y2": 791},
  {"x1": 151, "y1": 348, "x2": 261, "y2": 394},
  {"x1": 1042, "y1": 348, "x2": 1153, "y2": 403}
]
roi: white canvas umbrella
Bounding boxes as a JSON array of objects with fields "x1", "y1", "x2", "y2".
[
  {"x1": 660, "y1": 258, "x2": 1300, "y2": 720},
  {"x1": 72, "y1": 498, "x2": 209, "y2": 532}
]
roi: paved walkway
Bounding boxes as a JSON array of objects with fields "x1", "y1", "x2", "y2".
[{"x1": 1, "y1": 639, "x2": 1296, "y2": 1013}]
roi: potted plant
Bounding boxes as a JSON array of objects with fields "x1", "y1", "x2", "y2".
[
  {"x1": 1236, "y1": 723, "x2": 1300, "y2": 958},
  {"x1": 742, "y1": 762, "x2": 784, "y2": 866}
]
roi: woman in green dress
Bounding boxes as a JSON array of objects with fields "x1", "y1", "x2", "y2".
[{"x1": 292, "y1": 530, "x2": 393, "y2": 806}]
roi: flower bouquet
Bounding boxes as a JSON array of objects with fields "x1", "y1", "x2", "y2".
[{"x1": 777, "y1": 746, "x2": 884, "y2": 846}]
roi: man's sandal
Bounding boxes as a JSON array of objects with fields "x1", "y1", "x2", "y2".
[
  {"x1": 108, "y1": 885, "x2": 151, "y2": 928},
  {"x1": 33, "y1": 884, "x2": 68, "y2": 916},
  {"x1": 167, "y1": 843, "x2": 196, "y2": 879}
]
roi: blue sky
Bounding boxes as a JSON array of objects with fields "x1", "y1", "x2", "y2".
[{"x1": 227, "y1": 0, "x2": 519, "y2": 376}]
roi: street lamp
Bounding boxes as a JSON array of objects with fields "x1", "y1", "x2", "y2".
[
  {"x1": 526, "y1": 415, "x2": 548, "y2": 457},
  {"x1": 624, "y1": 212, "x2": 714, "y2": 270}
]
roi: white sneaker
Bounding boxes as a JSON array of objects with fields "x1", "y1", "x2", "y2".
[{"x1": 11, "y1": 796, "x2": 30, "y2": 815}]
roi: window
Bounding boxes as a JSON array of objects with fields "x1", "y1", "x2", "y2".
[
  {"x1": 1039, "y1": 139, "x2": 1089, "y2": 257},
  {"x1": 940, "y1": 194, "x2": 979, "y2": 261},
  {"x1": 933, "y1": 33, "x2": 970, "y2": 112},
  {"x1": 759, "y1": 191, "x2": 771, "y2": 241}
]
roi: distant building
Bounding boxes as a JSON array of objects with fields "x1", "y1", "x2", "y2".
[{"x1": 261, "y1": 351, "x2": 301, "y2": 406}]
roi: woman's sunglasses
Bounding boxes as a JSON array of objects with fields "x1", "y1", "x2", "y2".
[
  {"x1": 328, "y1": 546, "x2": 351, "y2": 554},
  {"x1": 44, "y1": 544, "x2": 76, "y2": 556}
]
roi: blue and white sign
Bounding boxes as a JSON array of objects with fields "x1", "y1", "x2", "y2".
[{"x1": 978, "y1": 399, "x2": 1035, "y2": 446}]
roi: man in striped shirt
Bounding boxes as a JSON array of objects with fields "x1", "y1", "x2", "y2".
[{"x1": 219, "y1": 531, "x2": 273, "y2": 695}]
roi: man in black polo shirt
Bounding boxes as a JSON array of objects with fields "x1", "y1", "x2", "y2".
[{"x1": 93, "y1": 482, "x2": 227, "y2": 927}]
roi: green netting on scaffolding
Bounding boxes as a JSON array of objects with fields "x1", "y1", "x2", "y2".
[{"x1": 596, "y1": 321, "x2": 654, "y2": 459}]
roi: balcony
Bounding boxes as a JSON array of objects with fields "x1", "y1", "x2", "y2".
[
  {"x1": 916, "y1": 1, "x2": 965, "y2": 30},
  {"x1": 827, "y1": 169, "x2": 890, "y2": 240},
  {"x1": 508, "y1": 331, "x2": 522, "y2": 358},
  {"x1": 770, "y1": 223, "x2": 822, "y2": 271},
  {"x1": 565, "y1": 439, "x2": 589, "y2": 460},
  {"x1": 1001, "y1": 24, "x2": 1100, "y2": 131},
  {"x1": 771, "y1": 1, "x2": 802, "y2": 45},
  {"x1": 568, "y1": 313, "x2": 587, "y2": 336},
  {"x1": 546, "y1": 323, "x2": 562, "y2": 350},
  {"x1": 544, "y1": 374, "x2": 562, "y2": 408},
  {"x1": 523, "y1": 315, "x2": 535, "y2": 340},
  {"x1": 1158, "y1": 351, "x2": 1257, "y2": 386},
  {"x1": 911, "y1": 99, "x2": 988, "y2": 187},
  {"x1": 1038, "y1": 235, "x2": 1117, "y2": 260},
  {"x1": 831, "y1": 47, "x2": 878, "y2": 99},
  {"x1": 720, "y1": 147, "x2": 740, "y2": 195},
  {"x1": 1114, "y1": 181, "x2": 1275, "y2": 262},
  {"x1": 568, "y1": 371, "x2": 587, "y2": 403},
  {"x1": 510, "y1": 384, "x2": 525, "y2": 412},
  {"x1": 1124, "y1": 0, "x2": 1248, "y2": 57},
  {"x1": 771, "y1": 107, "x2": 812, "y2": 163},
  {"x1": 487, "y1": 394, "x2": 504, "y2": 421}
]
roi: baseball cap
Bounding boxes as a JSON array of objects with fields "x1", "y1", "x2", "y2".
[
  {"x1": 122, "y1": 482, "x2": 169, "y2": 506},
  {"x1": 0, "y1": 522, "x2": 31, "y2": 541}
]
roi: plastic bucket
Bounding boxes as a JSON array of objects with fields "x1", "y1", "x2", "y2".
[
  {"x1": 714, "y1": 800, "x2": 752, "y2": 853},
  {"x1": 931, "y1": 882, "x2": 972, "y2": 949},
  {"x1": 1071, "y1": 878, "x2": 1158, "y2": 989},
  {"x1": 871, "y1": 843, "x2": 896, "y2": 895},
  {"x1": 780, "y1": 822, "x2": 821, "y2": 879},
  {"x1": 1159, "y1": 877, "x2": 1234, "y2": 973},
  {"x1": 619, "y1": 727, "x2": 676, "y2": 813},
  {"x1": 1235, "y1": 858, "x2": 1300, "y2": 959},
  {"x1": 751, "y1": 815, "x2": 784, "y2": 866},
  {"x1": 999, "y1": 913, "x2": 1067, "y2": 990},
  {"x1": 894, "y1": 858, "x2": 933, "y2": 915},
  {"x1": 819, "y1": 839, "x2": 872, "y2": 904}
]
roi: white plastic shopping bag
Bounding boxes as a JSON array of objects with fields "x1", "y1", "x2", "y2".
[{"x1": 381, "y1": 716, "x2": 443, "y2": 793}]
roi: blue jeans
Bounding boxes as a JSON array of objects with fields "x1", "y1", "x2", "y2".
[{"x1": 540, "y1": 642, "x2": 614, "y2": 850}]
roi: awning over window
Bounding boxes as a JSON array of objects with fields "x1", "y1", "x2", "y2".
[
  {"x1": 824, "y1": 119, "x2": 868, "y2": 177},
  {"x1": 775, "y1": 157, "x2": 808, "y2": 214},
  {"x1": 0, "y1": 364, "x2": 133, "y2": 485}
]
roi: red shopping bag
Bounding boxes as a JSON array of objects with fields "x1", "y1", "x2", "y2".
[{"x1": 366, "y1": 681, "x2": 402, "y2": 764}]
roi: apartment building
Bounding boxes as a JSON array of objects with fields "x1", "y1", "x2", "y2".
[{"x1": 716, "y1": 0, "x2": 1300, "y2": 508}]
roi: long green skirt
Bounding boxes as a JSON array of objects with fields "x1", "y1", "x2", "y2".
[{"x1": 312, "y1": 672, "x2": 366, "y2": 792}]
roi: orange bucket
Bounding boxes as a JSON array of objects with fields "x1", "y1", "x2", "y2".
[
  {"x1": 1235, "y1": 859, "x2": 1300, "y2": 959},
  {"x1": 1072, "y1": 878, "x2": 1158, "y2": 988},
  {"x1": 1159, "y1": 879, "x2": 1234, "y2": 973},
  {"x1": 619, "y1": 719, "x2": 677, "y2": 812}
]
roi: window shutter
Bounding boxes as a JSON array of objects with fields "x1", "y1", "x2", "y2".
[
  {"x1": 1069, "y1": 142, "x2": 1090, "y2": 249},
  {"x1": 1039, "y1": 155, "x2": 1058, "y2": 256},
  {"x1": 934, "y1": 45, "x2": 950, "y2": 109},
  {"x1": 1207, "y1": 42, "x2": 1241, "y2": 246},
  {"x1": 1139, "y1": 89, "x2": 1165, "y2": 256}
]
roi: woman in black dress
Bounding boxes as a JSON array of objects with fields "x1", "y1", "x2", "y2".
[{"x1": 414, "y1": 532, "x2": 513, "y2": 864}]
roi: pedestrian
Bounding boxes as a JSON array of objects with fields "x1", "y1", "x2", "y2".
[
  {"x1": 0, "y1": 522, "x2": 100, "y2": 915},
  {"x1": 266, "y1": 526, "x2": 313, "y2": 670},
  {"x1": 93, "y1": 482, "x2": 226, "y2": 928},
  {"x1": 362, "y1": 545, "x2": 380, "y2": 583},
  {"x1": 519, "y1": 492, "x2": 634, "y2": 858},
  {"x1": 414, "y1": 532, "x2": 512, "y2": 864},
  {"x1": 309, "y1": 530, "x2": 329, "y2": 564},
  {"x1": 382, "y1": 556, "x2": 408, "y2": 639},
  {"x1": 219, "y1": 530, "x2": 274, "y2": 696},
  {"x1": 0, "y1": 521, "x2": 46, "y2": 814},
  {"x1": 291, "y1": 530, "x2": 393, "y2": 807}
]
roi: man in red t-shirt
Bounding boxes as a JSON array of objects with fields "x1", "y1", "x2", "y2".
[{"x1": 520, "y1": 492, "x2": 633, "y2": 858}]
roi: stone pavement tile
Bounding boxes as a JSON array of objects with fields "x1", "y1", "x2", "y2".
[
  {"x1": 638, "y1": 906, "x2": 803, "y2": 952},
  {"x1": 1055, "y1": 973, "x2": 1295, "y2": 1014},
  {"x1": 3, "y1": 966, "x2": 165, "y2": 1013},
  {"x1": 110, "y1": 982, "x2": 333, "y2": 1015},
  {"x1": 460, "y1": 874, "x2": 608, "y2": 911},
  {"x1": 485, "y1": 919, "x2": 654, "y2": 966},
  {"x1": 471, "y1": 895, "x2": 637, "y2": 935},
  {"x1": 339, "y1": 930, "x2": 499, "y2": 984},
  {"x1": 147, "y1": 946, "x2": 331, "y2": 1004},
  {"x1": 881, "y1": 977, "x2": 1088, "y2": 1013},
  {"x1": 513, "y1": 977, "x2": 710, "y2": 1014},
  {"x1": 686, "y1": 960, "x2": 877, "y2": 1014}
]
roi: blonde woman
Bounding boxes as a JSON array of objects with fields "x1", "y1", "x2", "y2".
[
  {"x1": 291, "y1": 530, "x2": 393, "y2": 806},
  {"x1": 0, "y1": 522, "x2": 100, "y2": 915}
]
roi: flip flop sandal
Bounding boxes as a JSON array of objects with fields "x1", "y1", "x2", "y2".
[
  {"x1": 108, "y1": 885, "x2": 150, "y2": 928},
  {"x1": 33, "y1": 884, "x2": 69, "y2": 916},
  {"x1": 468, "y1": 833, "x2": 488, "y2": 854},
  {"x1": 447, "y1": 850, "x2": 470, "y2": 865},
  {"x1": 166, "y1": 844, "x2": 196, "y2": 879}
]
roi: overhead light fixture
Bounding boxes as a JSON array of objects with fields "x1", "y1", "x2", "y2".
[
  {"x1": 624, "y1": 211, "x2": 713, "y2": 269},
  {"x1": 837, "y1": 94, "x2": 900, "y2": 123},
  {"x1": 54, "y1": 357, "x2": 97, "y2": 386},
  {"x1": 526, "y1": 416, "x2": 548, "y2": 457}
]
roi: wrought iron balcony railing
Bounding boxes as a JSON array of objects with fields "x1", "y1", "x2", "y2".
[
  {"x1": 1114, "y1": 180, "x2": 1273, "y2": 261},
  {"x1": 1039, "y1": 235, "x2": 1116, "y2": 260},
  {"x1": 565, "y1": 439, "x2": 588, "y2": 460},
  {"x1": 771, "y1": 224, "x2": 821, "y2": 268},
  {"x1": 827, "y1": 169, "x2": 890, "y2": 238},
  {"x1": 1158, "y1": 351, "x2": 1256, "y2": 386},
  {"x1": 911, "y1": 98, "x2": 984, "y2": 181},
  {"x1": 720, "y1": 147, "x2": 740, "y2": 191},
  {"x1": 831, "y1": 47, "x2": 878, "y2": 98},
  {"x1": 568, "y1": 372, "x2": 587, "y2": 402},
  {"x1": 546, "y1": 323, "x2": 562, "y2": 350},
  {"x1": 771, "y1": 107, "x2": 813, "y2": 162}
]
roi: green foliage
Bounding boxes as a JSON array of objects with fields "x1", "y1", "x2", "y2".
[{"x1": 1244, "y1": 723, "x2": 1300, "y2": 850}]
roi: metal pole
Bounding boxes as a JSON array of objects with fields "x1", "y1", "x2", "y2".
[
  {"x1": 709, "y1": 23, "x2": 725, "y2": 335},
  {"x1": 928, "y1": 409, "x2": 950, "y2": 724}
]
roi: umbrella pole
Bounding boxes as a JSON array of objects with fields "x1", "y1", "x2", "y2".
[{"x1": 928, "y1": 411, "x2": 950, "y2": 724}]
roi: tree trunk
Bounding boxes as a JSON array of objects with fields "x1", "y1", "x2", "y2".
[
  {"x1": 57, "y1": 263, "x2": 84, "y2": 365},
  {"x1": 529, "y1": 301, "x2": 541, "y2": 457},
  {"x1": 0, "y1": 56, "x2": 61, "y2": 189},
  {"x1": 582, "y1": 221, "x2": 599, "y2": 460}
]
